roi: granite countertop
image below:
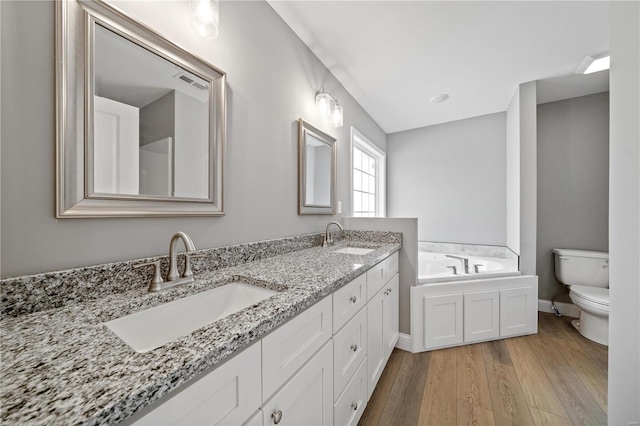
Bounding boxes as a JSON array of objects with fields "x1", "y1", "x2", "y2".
[{"x1": 0, "y1": 239, "x2": 400, "y2": 425}]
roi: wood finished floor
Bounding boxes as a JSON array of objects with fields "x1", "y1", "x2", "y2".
[{"x1": 359, "y1": 313, "x2": 608, "y2": 426}]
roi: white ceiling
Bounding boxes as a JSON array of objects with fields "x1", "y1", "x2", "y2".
[{"x1": 267, "y1": 1, "x2": 610, "y2": 134}]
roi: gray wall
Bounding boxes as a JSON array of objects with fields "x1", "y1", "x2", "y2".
[
  {"x1": 608, "y1": 2, "x2": 640, "y2": 421},
  {"x1": 536, "y1": 92, "x2": 609, "y2": 301},
  {"x1": 0, "y1": 0, "x2": 387, "y2": 277},
  {"x1": 343, "y1": 217, "x2": 418, "y2": 337},
  {"x1": 387, "y1": 112, "x2": 506, "y2": 246},
  {"x1": 505, "y1": 81, "x2": 538, "y2": 275}
]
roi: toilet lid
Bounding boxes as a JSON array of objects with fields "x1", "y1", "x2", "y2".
[{"x1": 571, "y1": 285, "x2": 609, "y2": 305}]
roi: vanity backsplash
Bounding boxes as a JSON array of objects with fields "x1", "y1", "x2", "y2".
[{"x1": 1, "y1": 230, "x2": 401, "y2": 319}]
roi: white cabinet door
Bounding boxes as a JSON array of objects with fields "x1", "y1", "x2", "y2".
[
  {"x1": 500, "y1": 286, "x2": 536, "y2": 337},
  {"x1": 366, "y1": 286, "x2": 385, "y2": 400},
  {"x1": 262, "y1": 341, "x2": 333, "y2": 426},
  {"x1": 464, "y1": 290, "x2": 500, "y2": 343},
  {"x1": 423, "y1": 293, "x2": 463, "y2": 350},
  {"x1": 133, "y1": 341, "x2": 261, "y2": 426},
  {"x1": 262, "y1": 297, "x2": 332, "y2": 399},
  {"x1": 382, "y1": 275, "x2": 399, "y2": 361},
  {"x1": 334, "y1": 358, "x2": 368, "y2": 426},
  {"x1": 334, "y1": 306, "x2": 367, "y2": 399}
]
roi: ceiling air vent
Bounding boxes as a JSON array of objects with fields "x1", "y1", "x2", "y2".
[{"x1": 173, "y1": 72, "x2": 208, "y2": 90}]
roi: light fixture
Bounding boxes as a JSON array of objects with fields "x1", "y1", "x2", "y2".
[
  {"x1": 331, "y1": 100, "x2": 343, "y2": 127},
  {"x1": 430, "y1": 94, "x2": 450, "y2": 104},
  {"x1": 190, "y1": 0, "x2": 219, "y2": 39},
  {"x1": 575, "y1": 52, "x2": 610, "y2": 74},
  {"x1": 315, "y1": 88, "x2": 343, "y2": 127},
  {"x1": 315, "y1": 89, "x2": 332, "y2": 117}
]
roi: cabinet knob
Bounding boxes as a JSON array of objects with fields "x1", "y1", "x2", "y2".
[
  {"x1": 271, "y1": 410, "x2": 283, "y2": 424},
  {"x1": 351, "y1": 402, "x2": 359, "y2": 411},
  {"x1": 351, "y1": 344, "x2": 358, "y2": 352},
  {"x1": 350, "y1": 296, "x2": 357, "y2": 303}
]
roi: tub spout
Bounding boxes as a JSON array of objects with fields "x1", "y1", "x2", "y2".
[{"x1": 446, "y1": 254, "x2": 470, "y2": 274}]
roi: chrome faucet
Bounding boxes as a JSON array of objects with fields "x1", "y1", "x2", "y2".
[
  {"x1": 322, "y1": 221, "x2": 344, "y2": 247},
  {"x1": 445, "y1": 254, "x2": 470, "y2": 274},
  {"x1": 134, "y1": 231, "x2": 204, "y2": 292},
  {"x1": 167, "y1": 232, "x2": 197, "y2": 282}
]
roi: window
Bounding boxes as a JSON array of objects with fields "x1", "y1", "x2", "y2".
[{"x1": 351, "y1": 127, "x2": 386, "y2": 217}]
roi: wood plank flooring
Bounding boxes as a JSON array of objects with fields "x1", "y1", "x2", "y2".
[{"x1": 359, "y1": 313, "x2": 608, "y2": 426}]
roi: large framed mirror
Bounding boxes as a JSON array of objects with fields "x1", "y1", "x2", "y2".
[
  {"x1": 298, "y1": 119, "x2": 337, "y2": 215},
  {"x1": 56, "y1": 0, "x2": 226, "y2": 217}
]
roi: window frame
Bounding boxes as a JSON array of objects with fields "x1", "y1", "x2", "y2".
[{"x1": 350, "y1": 127, "x2": 386, "y2": 217}]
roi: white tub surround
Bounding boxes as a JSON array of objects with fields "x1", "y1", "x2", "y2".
[{"x1": 418, "y1": 241, "x2": 519, "y2": 284}]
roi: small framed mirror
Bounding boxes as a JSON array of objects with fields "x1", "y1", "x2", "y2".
[
  {"x1": 56, "y1": 0, "x2": 225, "y2": 217},
  {"x1": 298, "y1": 119, "x2": 337, "y2": 215}
]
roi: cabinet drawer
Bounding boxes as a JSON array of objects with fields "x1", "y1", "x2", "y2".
[
  {"x1": 333, "y1": 274, "x2": 366, "y2": 333},
  {"x1": 334, "y1": 358, "x2": 367, "y2": 426},
  {"x1": 333, "y1": 306, "x2": 367, "y2": 399},
  {"x1": 133, "y1": 341, "x2": 261, "y2": 426},
  {"x1": 383, "y1": 253, "x2": 399, "y2": 283},
  {"x1": 366, "y1": 262, "x2": 385, "y2": 301},
  {"x1": 262, "y1": 297, "x2": 332, "y2": 399}
]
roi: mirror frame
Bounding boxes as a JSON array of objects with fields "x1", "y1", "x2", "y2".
[
  {"x1": 55, "y1": 0, "x2": 226, "y2": 217},
  {"x1": 298, "y1": 119, "x2": 337, "y2": 215}
]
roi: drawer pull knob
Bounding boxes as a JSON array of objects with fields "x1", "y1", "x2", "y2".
[
  {"x1": 351, "y1": 402, "x2": 358, "y2": 411},
  {"x1": 272, "y1": 410, "x2": 283, "y2": 424},
  {"x1": 350, "y1": 296, "x2": 357, "y2": 303},
  {"x1": 351, "y1": 344, "x2": 358, "y2": 352}
]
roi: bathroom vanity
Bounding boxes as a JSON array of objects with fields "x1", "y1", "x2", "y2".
[{"x1": 0, "y1": 232, "x2": 400, "y2": 425}]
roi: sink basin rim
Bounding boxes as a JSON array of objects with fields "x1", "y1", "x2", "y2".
[{"x1": 105, "y1": 281, "x2": 278, "y2": 353}]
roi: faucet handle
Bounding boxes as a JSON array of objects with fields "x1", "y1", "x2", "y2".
[
  {"x1": 133, "y1": 260, "x2": 164, "y2": 292},
  {"x1": 446, "y1": 265, "x2": 458, "y2": 275},
  {"x1": 183, "y1": 253, "x2": 206, "y2": 278}
]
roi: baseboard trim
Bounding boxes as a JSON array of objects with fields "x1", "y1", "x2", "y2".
[
  {"x1": 538, "y1": 299, "x2": 580, "y2": 318},
  {"x1": 395, "y1": 332, "x2": 412, "y2": 352}
]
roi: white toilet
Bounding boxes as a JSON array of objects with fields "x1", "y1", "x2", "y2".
[{"x1": 552, "y1": 248, "x2": 609, "y2": 346}]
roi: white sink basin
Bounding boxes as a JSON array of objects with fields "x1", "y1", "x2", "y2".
[
  {"x1": 105, "y1": 282, "x2": 278, "y2": 353},
  {"x1": 334, "y1": 247, "x2": 375, "y2": 255}
]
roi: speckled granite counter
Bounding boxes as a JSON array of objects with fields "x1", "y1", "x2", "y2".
[{"x1": 0, "y1": 233, "x2": 401, "y2": 425}]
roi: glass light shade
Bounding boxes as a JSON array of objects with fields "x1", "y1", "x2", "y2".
[
  {"x1": 315, "y1": 90, "x2": 332, "y2": 117},
  {"x1": 331, "y1": 102, "x2": 343, "y2": 127},
  {"x1": 190, "y1": 0, "x2": 219, "y2": 39}
]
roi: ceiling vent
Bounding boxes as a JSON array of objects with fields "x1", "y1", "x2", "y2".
[{"x1": 173, "y1": 72, "x2": 208, "y2": 91}]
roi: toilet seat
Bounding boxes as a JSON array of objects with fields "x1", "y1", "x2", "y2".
[{"x1": 570, "y1": 285, "x2": 609, "y2": 307}]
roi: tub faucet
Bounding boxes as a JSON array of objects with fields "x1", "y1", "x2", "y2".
[
  {"x1": 323, "y1": 221, "x2": 344, "y2": 247},
  {"x1": 446, "y1": 254, "x2": 470, "y2": 274}
]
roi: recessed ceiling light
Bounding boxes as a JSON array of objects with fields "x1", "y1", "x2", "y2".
[
  {"x1": 430, "y1": 94, "x2": 450, "y2": 104},
  {"x1": 575, "y1": 52, "x2": 610, "y2": 74}
]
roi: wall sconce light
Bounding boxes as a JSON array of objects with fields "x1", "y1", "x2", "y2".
[
  {"x1": 315, "y1": 88, "x2": 343, "y2": 127},
  {"x1": 190, "y1": 0, "x2": 219, "y2": 39}
]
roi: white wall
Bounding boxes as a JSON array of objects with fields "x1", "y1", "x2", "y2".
[
  {"x1": 0, "y1": 0, "x2": 387, "y2": 277},
  {"x1": 608, "y1": 2, "x2": 640, "y2": 423},
  {"x1": 505, "y1": 81, "x2": 537, "y2": 275},
  {"x1": 506, "y1": 89, "x2": 520, "y2": 253},
  {"x1": 536, "y1": 92, "x2": 609, "y2": 301},
  {"x1": 387, "y1": 112, "x2": 506, "y2": 246}
]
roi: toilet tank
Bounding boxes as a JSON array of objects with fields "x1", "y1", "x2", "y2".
[{"x1": 553, "y1": 248, "x2": 609, "y2": 288}]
